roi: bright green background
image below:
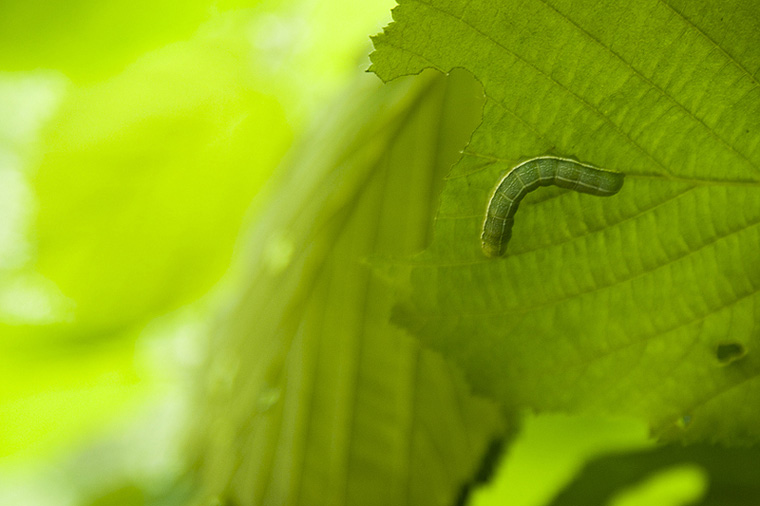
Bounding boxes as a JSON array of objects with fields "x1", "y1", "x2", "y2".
[{"x1": 0, "y1": 0, "x2": 397, "y2": 502}]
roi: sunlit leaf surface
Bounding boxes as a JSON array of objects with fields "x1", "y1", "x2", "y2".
[{"x1": 371, "y1": 0, "x2": 760, "y2": 444}]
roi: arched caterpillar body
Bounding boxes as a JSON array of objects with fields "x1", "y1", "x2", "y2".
[{"x1": 481, "y1": 156, "x2": 625, "y2": 257}]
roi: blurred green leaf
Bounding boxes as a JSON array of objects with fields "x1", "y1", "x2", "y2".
[
  {"x1": 0, "y1": 334, "x2": 144, "y2": 458},
  {"x1": 192, "y1": 70, "x2": 506, "y2": 506},
  {"x1": 0, "y1": 11, "x2": 291, "y2": 460},
  {"x1": 549, "y1": 444, "x2": 760, "y2": 506},
  {"x1": 370, "y1": 0, "x2": 760, "y2": 444},
  {"x1": 33, "y1": 21, "x2": 290, "y2": 332},
  {"x1": 470, "y1": 413, "x2": 652, "y2": 506},
  {"x1": 0, "y1": 0, "x2": 264, "y2": 81},
  {"x1": 83, "y1": 483, "x2": 144, "y2": 506}
]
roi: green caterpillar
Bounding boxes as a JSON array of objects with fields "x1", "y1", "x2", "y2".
[{"x1": 481, "y1": 156, "x2": 625, "y2": 257}]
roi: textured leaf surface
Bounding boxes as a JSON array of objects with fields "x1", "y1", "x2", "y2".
[
  {"x1": 370, "y1": 0, "x2": 760, "y2": 443},
  {"x1": 192, "y1": 71, "x2": 504, "y2": 506}
]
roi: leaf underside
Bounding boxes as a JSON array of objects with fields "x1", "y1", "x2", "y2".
[
  {"x1": 370, "y1": 0, "x2": 760, "y2": 444},
  {"x1": 192, "y1": 71, "x2": 505, "y2": 506}
]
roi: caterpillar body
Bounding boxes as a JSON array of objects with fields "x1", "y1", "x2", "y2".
[{"x1": 481, "y1": 156, "x2": 625, "y2": 257}]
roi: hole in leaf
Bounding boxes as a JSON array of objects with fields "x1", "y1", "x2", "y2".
[
  {"x1": 455, "y1": 436, "x2": 505, "y2": 506},
  {"x1": 715, "y1": 343, "x2": 746, "y2": 365}
]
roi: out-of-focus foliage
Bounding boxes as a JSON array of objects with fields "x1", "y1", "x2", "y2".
[
  {"x1": 470, "y1": 414, "x2": 652, "y2": 506},
  {"x1": 0, "y1": 0, "x2": 419, "y2": 504},
  {"x1": 371, "y1": 0, "x2": 760, "y2": 445},
  {"x1": 0, "y1": 13, "x2": 291, "y2": 462},
  {"x1": 0, "y1": 0, "x2": 263, "y2": 81},
  {"x1": 33, "y1": 25, "x2": 289, "y2": 331},
  {"x1": 549, "y1": 443, "x2": 760, "y2": 506},
  {"x1": 191, "y1": 68, "x2": 506, "y2": 506},
  {"x1": 5, "y1": 0, "x2": 760, "y2": 505}
]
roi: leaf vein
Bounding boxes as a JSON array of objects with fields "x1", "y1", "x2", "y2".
[
  {"x1": 536, "y1": 0, "x2": 760, "y2": 174},
  {"x1": 424, "y1": 206, "x2": 760, "y2": 315},
  {"x1": 408, "y1": 0, "x2": 674, "y2": 176},
  {"x1": 658, "y1": 0, "x2": 760, "y2": 89}
]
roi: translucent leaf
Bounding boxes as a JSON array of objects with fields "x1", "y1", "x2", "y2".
[
  {"x1": 370, "y1": 0, "x2": 760, "y2": 443},
  {"x1": 0, "y1": 0, "x2": 264, "y2": 81},
  {"x1": 33, "y1": 22, "x2": 291, "y2": 332},
  {"x1": 0, "y1": 14, "x2": 291, "y2": 459},
  {"x1": 191, "y1": 70, "x2": 505, "y2": 506}
]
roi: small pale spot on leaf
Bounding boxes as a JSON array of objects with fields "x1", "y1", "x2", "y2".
[{"x1": 262, "y1": 233, "x2": 295, "y2": 274}]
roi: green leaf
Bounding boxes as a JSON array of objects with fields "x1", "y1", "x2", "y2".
[
  {"x1": 370, "y1": 0, "x2": 760, "y2": 443},
  {"x1": 191, "y1": 70, "x2": 505, "y2": 506},
  {"x1": 0, "y1": 15, "x2": 291, "y2": 459},
  {"x1": 548, "y1": 444, "x2": 760, "y2": 506},
  {"x1": 469, "y1": 413, "x2": 652, "y2": 506},
  {"x1": 0, "y1": 0, "x2": 263, "y2": 81},
  {"x1": 32, "y1": 21, "x2": 291, "y2": 332},
  {"x1": 0, "y1": 330, "x2": 145, "y2": 458}
]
